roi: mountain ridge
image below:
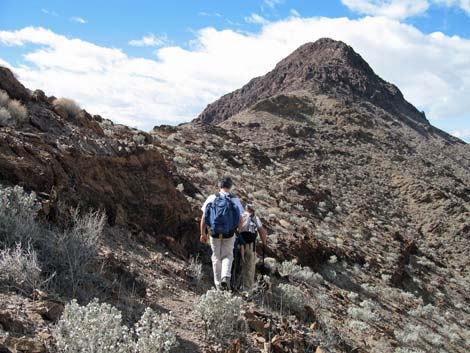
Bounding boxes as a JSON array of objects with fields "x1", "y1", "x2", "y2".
[{"x1": 196, "y1": 38, "x2": 439, "y2": 136}]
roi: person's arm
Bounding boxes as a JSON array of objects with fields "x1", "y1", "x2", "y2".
[
  {"x1": 200, "y1": 215, "x2": 207, "y2": 243},
  {"x1": 235, "y1": 198, "x2": 244, "y2": 229},
  {"x1": 258, "y1": 226, "x2": 267, "y2": 246}
]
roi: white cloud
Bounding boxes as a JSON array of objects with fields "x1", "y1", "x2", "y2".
[
  {"x1": 341, "y1": 0, "x2": 429, "y2": 19},
  {"x1": 41, "y1": 8, "x2": 59, "y2": 17},
  {"x1": 451, "y1": 128, "x2": 470, "y2": 141},
  {"x1": 70, "y1": 17, "x2": 87, "y2": 24},
  {"x1": 290, "y1": 9, "x2": 301, "y2": 17},
  {"x1": 198, "y1": 12, "x2": 223, "y2": 18},
  {"x1": 433, "y1": 0, "x2": 470, "y2": 13},
  {"x1": 128, "y1": 34, "x2": 167, "y2": 47},
  {"x1": 342, "y1": 0, "x2": 470, "y2": 18},
  {"x1": 0, "y1": 19, "x2": 469, "y2": 132},
  {"x1": 263, "y1": 0, "x2": 284, "y2": 9},
  {"x1": 245, "y1": 13, "x2": 270, "y2": 25}
]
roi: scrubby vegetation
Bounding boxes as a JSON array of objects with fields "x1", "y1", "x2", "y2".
[
  {"x1": 53, "y1": 97, "x2": 81, "y2": 118},
  {"x1": 195, "y1": 289, "x2": 244, "y2": 341},
  {"x1": 0, "y1": 89, "x2": 28, "y2": 125},
  {"x1": 0, "y1": 244, "x2": 41, "y2": 294},
  {"x1": 0, "y1": 184, "x2": 104, "y2": 297},
  {"x1": 54, "y1": 299, "x2": 178, "y2": 353}
]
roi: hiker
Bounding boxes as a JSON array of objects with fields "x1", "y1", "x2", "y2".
[
  {"x1": 239, "y1": 204, "x2": 267, "y2": 290},
  {"x1": 200, "y1": 177, "x2": 244, "y2": 290}
]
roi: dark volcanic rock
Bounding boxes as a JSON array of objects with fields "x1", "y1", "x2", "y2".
[
  {"x1": 0, "y1": 67, "x2": 29, "y2": 101},
  {"x1": 197, "y1": 38, "x2": 430, "y2": 129},
  {"x1": 0, "y1": 67, "x2": 197, "y2": 254}
]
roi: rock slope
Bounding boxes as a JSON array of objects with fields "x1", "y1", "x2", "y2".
[
  {"x1": 0, "y1": 67, "x2": 197, "y2": 253},
  {"x1": 0, "y1": 38, "x2": 469, "y2": 353},
  {"x1": 153, "y1": 38, "x2": 470, "y2": 352}
]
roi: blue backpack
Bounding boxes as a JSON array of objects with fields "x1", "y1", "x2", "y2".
[{"x1": 205, "y1": 193, "x2": 240, "y2": 237}]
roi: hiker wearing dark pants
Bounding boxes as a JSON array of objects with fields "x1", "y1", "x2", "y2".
[
  {"x1": 200, "y1": 177, "x2": 244, "y2": 290},
  {"x1": 239, "y1": 204, "x2": 267, "y2": 290}
]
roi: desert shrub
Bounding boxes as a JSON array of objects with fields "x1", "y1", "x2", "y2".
[
  {"x1": 0, "y1": 244, "x2": 41, "y2": 294},
  {"x1": 279, "y1": 259, "x2": 302, "y2": 277},
  {"x1": 0, "y1": 184, "x2": 105, "y2": 298},
  {"x1": 0, "y1": 90, "x2": 9, "y2": 107},
  {"x1": 0, "y1": 185, "x2": 41, "y2": 246},
  {"x1": 277, "y1": 283, "x2": 307, "y2": 317},
  {"x1": 132, "y1": 133, "x2": 145, "y2": 145},
  {"x1": 279, "y1": 259, "x2": 323, "y2": 286},
  {"x1": 347, "y1": 299, "x2": 380, "y2": 322},
  {"x1": 195, "y1": 289, "x2": 243, "y2": 340},
  {"x1": 53, "y1": 98, "x2": 81, "y2": 118},
  {"x1": 0, "y1": 107, "x2": 11, "y2": 125},
  {"x1": 7, "y1": 99, "x2": 28, "y2": 123},
  {"x1": 134, "y1": 308, "x2": 178, "y2": 353},
  {"x1": 54, "y1": 299, "x2": 178, "y2": 353},
  {"x1": 53, "y1": 208, "x2": 105, "y2": 296},
  {"x1": 186, "y1": 255, "x2": 203, "y2": 282}
]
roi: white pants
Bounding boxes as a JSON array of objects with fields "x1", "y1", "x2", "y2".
[{"x1": 210, "y1": 236, "x2": 236, "y2": 286}]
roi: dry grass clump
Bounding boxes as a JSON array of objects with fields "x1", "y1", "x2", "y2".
[
  {"x1": 53, "y1": 97, "x2": 81, "y2": 118},
  {"x1": 0, "y1": 89, "x2": 28, "y2": 125}
]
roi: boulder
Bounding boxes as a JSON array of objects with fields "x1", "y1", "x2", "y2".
[{"x1": 0, "y1": 67, "x2": 29, "y2": 101}]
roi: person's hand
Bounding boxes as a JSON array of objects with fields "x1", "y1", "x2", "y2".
[{"x1": 200, "y1": 234, "x2": 207, "y2": 243}]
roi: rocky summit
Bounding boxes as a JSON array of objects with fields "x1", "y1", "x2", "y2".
[{"x1": 0, "y1": 38, "x2": 469, "y2": 353}]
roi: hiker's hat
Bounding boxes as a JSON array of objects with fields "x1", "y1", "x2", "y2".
[
  {"x1": 246, "y1": 203, "x2": 255, "y2": 211},
  {"x1": 218, "y1": 176, "x2": 233, "y2": 189}
]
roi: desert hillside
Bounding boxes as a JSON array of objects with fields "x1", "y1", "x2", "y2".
[{"x1": 0, "y1": 38, "x2": 469, "y2": 353}]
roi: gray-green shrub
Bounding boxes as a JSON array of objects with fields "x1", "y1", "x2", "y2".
[
  {"x1": 277, "y1": 283, "x2": 307, "y2": 318},
  {"x1": 0, "y1": 184, "x2": 105, "y2": 297},
  {"x1": 54, "y1": 299, "x2": 178, "y2": 353},
  {"x1": 0, "y1": 244, "x2": 41, "y2": 294},
  {"x1": 195, "y1": 289, "x2": 243, "y2": 340},
  {"x1": 0, "y1": 107, "x2": 11, "y2": 125}
]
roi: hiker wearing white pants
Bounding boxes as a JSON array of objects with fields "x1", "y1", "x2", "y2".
[
  {"x1": 210, "y1": 235, "x2": 236, "y2": 288},
  {"x1": 200, "y1": 177, "x2": 244, "y2": 290}
]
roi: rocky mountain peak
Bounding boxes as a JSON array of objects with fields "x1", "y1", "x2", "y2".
[{"x1": 197, "y1": 38, "x2": 429, "y2": 127}]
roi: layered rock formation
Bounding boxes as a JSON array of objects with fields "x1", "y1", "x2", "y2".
[{"x1": 0, "y1": 68, "x2": 197, "y2": 253}]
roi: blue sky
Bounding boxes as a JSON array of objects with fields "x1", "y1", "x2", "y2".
[{"x1": 0, "y1": 0, "x2": 469, "y2": 141}]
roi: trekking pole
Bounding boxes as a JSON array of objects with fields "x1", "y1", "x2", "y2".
[{"x1": 262, "y1": 244, "x2": 265, "y2": 267}]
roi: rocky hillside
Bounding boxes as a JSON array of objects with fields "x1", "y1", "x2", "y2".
[
  {"x1": 0, "y1": 38, "x2": 469, "y2": 353},
  {"x1": 0, "y1": 66, "x2": 197, "y2": 254},
  {"x1": 153, "y1": 38, "x2": 470, "y2": 352}
]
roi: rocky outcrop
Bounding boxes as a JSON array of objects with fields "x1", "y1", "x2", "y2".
[
  {"x1": 0, "y1": 67, "x2": 30, "y2": 101},
  {"x1": 197, "y1": 38, "x2": 434, "y2": 131},
  {"x1": 0, "y1": 67, "x2": 197, "y2": 254}
]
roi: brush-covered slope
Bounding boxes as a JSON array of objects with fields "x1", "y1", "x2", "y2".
[
  {"x1": 153, "y1": 38, "x2": 470, "y2": 352},
  {"x1": 0, "y1": 66, "x2": 197, "y2": 253}
]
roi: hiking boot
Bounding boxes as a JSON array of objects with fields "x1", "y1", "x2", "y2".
[{"x1": 220, "y1": 277, "x2": 230, "y2": 291}]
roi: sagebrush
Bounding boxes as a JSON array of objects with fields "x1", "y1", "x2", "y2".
[
  {"x1": 0, "y1": 184, "x2": 105, "y2": 297},
  {"x1": 195, "y1": 289, "x2": 243, "y2": 341},
  {"x1": 54, "y1": 299, "x2": 178, "y2": 353},
  {"x1": 0, "y1": 244, "x2": 41, "y2": 294}
]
